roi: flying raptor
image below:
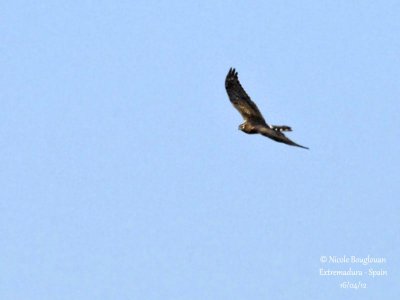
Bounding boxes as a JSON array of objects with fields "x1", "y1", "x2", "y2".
[{"x1": 225, "y1": 68, "x2": 309, "y2": 150}]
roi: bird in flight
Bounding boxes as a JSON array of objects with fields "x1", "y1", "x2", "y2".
[{"x1": 225, "y1": 68, "x2": 309, "y2": 150}]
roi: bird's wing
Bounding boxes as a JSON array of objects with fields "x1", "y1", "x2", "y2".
[
  {"x1": 225, "y1": 68, "x2": 266, "y2": 123},
  {"x1": 256, "y1": 125, "x2": 309, "y2": 150}
]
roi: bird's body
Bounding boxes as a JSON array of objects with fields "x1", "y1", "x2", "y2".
[{"x1": 225, "y1": 68, "x2": 308, "y2": 150}]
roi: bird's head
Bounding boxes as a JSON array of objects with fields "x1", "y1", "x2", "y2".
[{"x1": 238, "y1": 123, "x2": 246, "y2": 132}]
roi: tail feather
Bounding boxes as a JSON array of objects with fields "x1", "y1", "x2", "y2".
[{"x1": 271, "y1": 125, "x2": 292, "y2": 132}]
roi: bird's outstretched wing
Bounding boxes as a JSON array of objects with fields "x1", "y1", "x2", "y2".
[
  {"x1": 225, "y1": 68, "x2": 266, "y2": 123},
  {"x1": 256, "y1": 125, "x2": 309, "y2": 149}
]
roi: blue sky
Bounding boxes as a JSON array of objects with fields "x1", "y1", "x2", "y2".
[{"x1": 1, "y1": 1, "x2": 399, "y2": 299}]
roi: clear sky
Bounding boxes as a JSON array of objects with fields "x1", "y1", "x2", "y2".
[{"x1": 1, "y1": 1, "x2": 399, "y2": 299}]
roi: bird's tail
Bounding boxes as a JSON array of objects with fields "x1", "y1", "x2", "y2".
[{"x1": 271, "y1": 125, "x2": 292, "y2": 132}]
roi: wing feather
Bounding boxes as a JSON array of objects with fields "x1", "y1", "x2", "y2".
[
  {"x1": 225, "y1": 68, "x2": 266, "y2": 123},
  {"x1": 256, "y1": 125, "x2": 309, "y2": 149}
]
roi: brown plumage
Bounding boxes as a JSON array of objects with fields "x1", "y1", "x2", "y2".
[{"x1": 225, "y1": 68, "x2": 308, "y2": 149}]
